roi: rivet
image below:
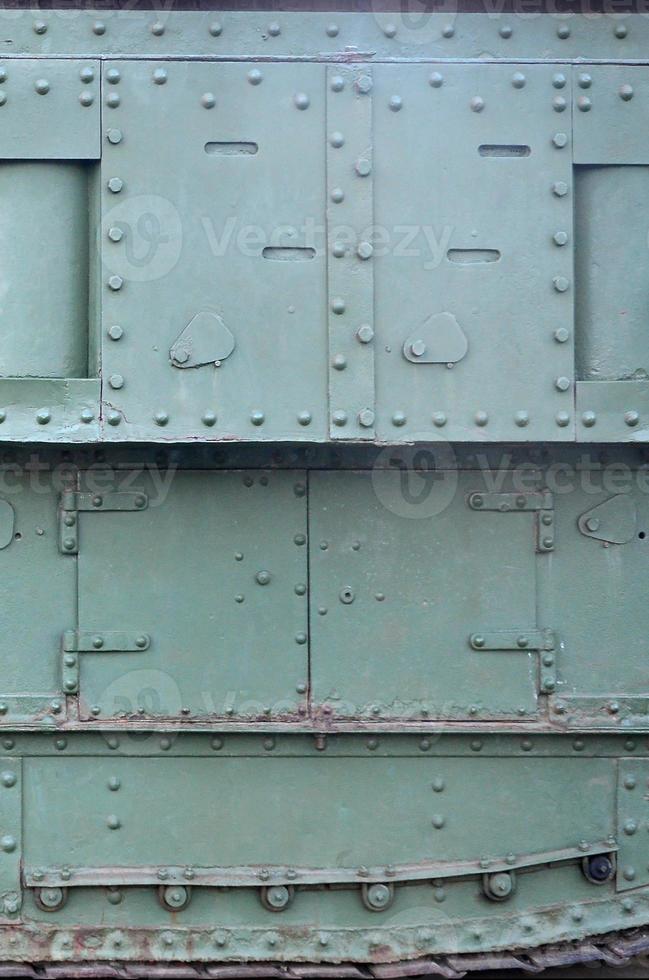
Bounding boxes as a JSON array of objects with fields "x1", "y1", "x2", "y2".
[
  {"x1": 326, "y1": 23, "x2": 339, "y2": 38},
  {"x1": 615, "y1": 23, "x2": 628, "y2": 38},
  {"x1": 553, "y1": 230, "x2": 569, "y2": 246},
  {"x1": 107, "y1": 815, "x2": 121, "y2": 830},
  {"x1": 582, "y1": 411, "x2": 597, "y2": 428},
  {"x1": 553, "y1": 132, "x2": 568, "y2": 148},
  {"x1": 553, "y1": 276, "x2": 570, "y2": 292},
  {"x1": 33, "y1": 20, "x2": 47, "y2": 34},
  {"x1": 332, "y1": 354, "x2": 347, "y2": 371},
  {"x1": 201, "y1": 93, "x2": 216, "y2": 109},
  {"x1": 1, "y1": 772, "x2": 16, "y2": 788},
  {"x1": 154, "y1": 411, "x2": 169, "y2": 427},
  {"x1": 433, "y1": 412, "x2": 447, "y2": 427},
  {"x1": 202, "y1": 411, "x2": 217, "y2": 427},
  {"x1": 107, "y1": 410, "x2": 121, "y2": 426},
  {"x1": 557, "y1": 24, "x2": 571, "y2": 38},
  {"x1": 248, "y1": 69, "x2": 263, "y2": 86},
  {"x1": 514, "y1": 411, "x2": 529, "y2": 427},
  {"x1": 553, "y1": 96, "x2": 567, "y2": 112},
  {"x1": 0, "y1": 836, "x2": 15, "y2": 853},
  {"x1": 251, "y1": 410, "x2": 265, "y2": 426},
  {"x1": 106, "y1": 128, "x2": 123, "y2": 145},
  {"x1": 625, "y1": 411, "x2": 639, "y2": 427},
  {"x1": 209, "y1": 21, "x2": 223, "y2": 37},
  {"x1": 93, "y1": 21, "x2": 106, "y2": 36},
  {"x1": 153, "y1": 68, "x2": 168, "y2": 85},
  {"x1": 0, "y1": 92, "x2": 6, "y2": 107},
  {"x1": 512, "y1": 72, "x2": 526, "y2": 89},
  {"x1": 332, "y1": 410, "x2": 348, "y2": 427},
  {"x1": 470, "y1": 96, "x2": 485, "y2": 113},
  {"x1": 34, "y1": 79, "x2": 50, "y2": 95},
  {"x1": 331, "y1": 297, "x2": 346, "y2": 315},
  {"x1": 297, "y1": 411, "x2": 312, "y2": 427},
  {"x1": 330, "y1": 76, "x2": 345, "y2": 92},
  {"x1": 552, "y1": 73, "x2": 567, "y2": 89},
  {"x1": 80, "y1": 67, "x2": 94, "y2": 84},
  {"x1": 356, "y1": 74, "x2": 373, "y2": 95},
  {"x1": 294, "y1": 93, "x2": 310, "y2": 110},
  {"x1": 357, "y1": 324, "x2": 374, "y2": 344},
  {"x1": 151, "y1": 21, "x2": 165, "y2": 36},
  {"x1": 329, "y1": 131, "x2": 344, "y2": 148},
  {"x1": 578, "y1": 73, "x2": 592, "y2": 89},
  {"x1": 499, "y1": 25, "x2": 513, "y2": 38},
  {"x1": 555, "y1": 376, "x2": 571, "y2": 391},
  {"x1": 577, "y1": 96, "x2": 592, "y2": 112},
  {"x1": 475, "y1": 410, "x2": 488, "y2": 427},
  {"x1": 330, "y1": 187, "x2": 344, "y2": 203},
  {"x1": 442, "y1": 24, "x2": 455, "y2": 38},
  {"x1": 392, "y1": 411, "x2": 406, "y2": 427},
  {"x1": 81, "y1": 91, "x2": 96, "y2": 107},
  {"x1": 389, "y1": 95, "x2": 403, "y2": 111},
  {"x1": 107, "y1": 177, "x2": 123, "y2": 194},
  {"x1": 268, "y1": 22, "x2": 281, "y2": 36},
  {"x1": 429, "y1": 72, "x2": 444, "y2": 88},
  {"x1": 384, "y1": 23, "x2": 397, "y2": 38},
  {"x1": 358, "y1": 408, "x2": 375, "y2": 428},
  {"x1": 256, "y1": 570, "x2": 271, "y2": 586},
  {"x1": 623, "y1": 866, "x2": 636, "y2": 881},
  {"x1": 355, "y1": 157, "x2": 371, "y2": 177},
  {"x1": 106, "y1": 68, "x2": 121, "y2": 84},
  {"x1": 108, "y1": 275, "x2": 123, "y2": 291},
  {"x1": 620, "y1": 84, "x2": 634, "y2": 101}
]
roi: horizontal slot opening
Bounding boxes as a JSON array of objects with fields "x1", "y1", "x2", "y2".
[
  {"x1": 447, "y1": 248, "x2": 501, "y2": 265},
  {"x1": 262, "y1": 246, "x2": 316, "y2": 261},
  {"x1": 478, "y1": 144, "x2": 531, "y2": 157},
  {"x1": 205, "y1": 142, "x2": 258, "y2": 156}
]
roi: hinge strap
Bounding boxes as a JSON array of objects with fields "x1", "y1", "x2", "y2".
[
  {"x1": 469, "y1": 629, "x2": 557, "y2": 694},
  {"x1": 468, "y1": 490, "x2": 555, "y2": 552},
  {"x1": 58, "y1": 490, "x2": 149, "y2": 555},
  {"x1": 61, "y1": 630, "x2": 150, "y2": 695}
]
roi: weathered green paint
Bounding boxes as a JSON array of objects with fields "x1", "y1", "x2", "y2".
[{"x1": 1, "y1": 8, "x2": 649, "y2": 974}]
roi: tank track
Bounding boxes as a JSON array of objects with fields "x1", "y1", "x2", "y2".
[{"x1": 3, "y1": 927, "x2": 649, "y2": 978}]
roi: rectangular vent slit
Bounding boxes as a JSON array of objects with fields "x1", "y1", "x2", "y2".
[
  {"x1": 262, "y1": 247, "x2": 316, "y2": 262},
  {"x1": 447, "y1": 249, "x2": 501, "y2": 265},
  {"x1": 205, "y1": 142, "x2": 259, "y2": 156},
  {"x1": 478, "y1": 144, "x2": 531, "y2": 157}
]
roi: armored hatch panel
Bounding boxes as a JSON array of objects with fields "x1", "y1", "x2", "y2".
[{"x1": 1, "y1": 6, "x2": 649, "y2": 978}]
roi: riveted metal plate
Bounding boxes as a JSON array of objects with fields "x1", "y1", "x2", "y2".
[
  {"x1": 0, "y1": 757, "x2": 21, "y2": 922},
  {"x1": 577, "y1": 381, "x2": 649, "y2": 441},
  {"x1": 326, "y1": 65, "x2": 375, "y2": 440},
  {"x1": 75, "y1": 470, "x2": 308, "y2": 720},
  {"x1": 0, "y1": 59, "x2": 99, "y2": 160},
  {"x1": 22, "y1": 755, "x2": 614, "y2": 886},
  {"x1": 0, "y1": 380, "x2": 99, "y2": 444},
  {"x1": 373, "y1": 64, "x2": 574, "y2": 442},
  {"x1": 310, "y1": 470, "x2": 544, "y2": 721},
  {"x1": 100, "y1": 60, "x2": 328, "y2": 442},
  {"x1": 573, "y1": 66, "x2": 649, "y2": 165},
  {"x1": 616, "y1": 759, "x2": 649, "y2": 892}
]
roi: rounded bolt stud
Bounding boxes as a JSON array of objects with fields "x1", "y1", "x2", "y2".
[
  {"x1": 34, "y1": 79, "x2": 50, "y2": 95},
  {"x1": 201, "y1": 93, "x2": 216, "y2": 109},
  {"x1": 256, "y1": 570, "x2": 271, "y2": 586},
  {"x1": 153, "y1": 68, "x2": 168, "y2": 85},
  {"x1": 553, "y1": 132, "x2": 568, "y2": 148},
  {"x1": 625, "y1": 411, "x2": 640, "y2": 427},
  {"x1": 106, "y1": 128, "x2": 123, "y2": 145},
  {"x1": 389, "y1": 95, "x2": 403, "y2": 111},
  {"x1": 470, "y1": 96, "x2": 485, "y2": 112},
  {"x1": 154, "y1": 411, "x2": 169, "y2": 427},
  {"x1": 582, "y1": 411, "x2": 597, "y2": 428},
  {"x1": 36, "y1": 409, "x2": 51, "y2": 425},
  {"x1": 362, "y1": 882, "x2": 394, "y2": 912},
  {"x1": 429, "y1": 72, "x2": 444, "y2": 88},
  {"x1": 553, "y1": 276, "x2": 570, "y2": 293},
  {"x1": 512, "y1": 72, "x2": 526, "y2": 89},
  {"x1": 109, "y1": 374, "x2": 124, "y2": 390},
  {"x1": 577, "y1": 96, "x2": 592, "y2": 112},
  {"x1": 332, "y1": 410, "x2": 348, "y2": 427},
  {"x1": 294, "y1": 92, "x2": 310, "y2": 110},
  {"x1": 248, "y1": 69, "x2": 263, "y2": 86},
  {"x1": 106, "y1": 69, "x2": 121, "y2": 85},
  {"x1": 159, "y1": 885, "x2": 191, "y2": 911},
  {"x1": 553, "y1": 230, "x2": 569, "y2": 246},
  {"x1": 251, "y1": 411, "x2": 265, "y2": 426},
  {"x1": 553, "y1": 96, "x2": 567, "y2": 112},
  {"x1": 104, "y1": 92, "x2": 118, "y2": 108},
  {"x1": 484, "y1": 871, "x2": 515, "y2": 901},
  {"x1": 620, "y1": 83, "x2": 634, "y2": 101},
  {"x1": 261, "y1": 885, "x2": 293, "y2": 912},
  {"x1": 35, "y1": 887, "x2": 66, "y2": 912}
]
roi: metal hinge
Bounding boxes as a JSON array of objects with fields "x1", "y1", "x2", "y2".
[
  {"x1": 61, "y1": 630, "x2": 151, "y2": 695},
  {"x1": 468, "y1": 490, "x2": 555, "y2": 552},
  {"x1": 58, "y1": 489, "x2": 149, "y2": 555},
  {"x1": 469, "y1": 629, "x2": 557, "y2": 694}
]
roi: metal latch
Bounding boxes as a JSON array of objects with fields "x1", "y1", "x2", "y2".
[
  {"x1": 58, "y1": 490, "x2": 148, "y2": 555},
  {"x1": 61, "y1": 630, "x2": 151, "y2": 695},
  {"x1": 468, "y1": 490, "x2": 555, "y2": 552},
  {"x1": 469, "y1": 629, "x2": 557, "y2": 693}
]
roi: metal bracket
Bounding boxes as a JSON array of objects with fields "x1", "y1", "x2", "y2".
[
  {"x1": 470, "y1": 629, "x2": 557, "y2": 694},
  {"x1": 61, "y1": 630, "x2": 151, "y2": 695},
  {"x1": 58, "y1": 490, "x2": 149, "y2": 555},
  {"x1": 468, "y1": 490, "x2": 555, "y2": 552}
]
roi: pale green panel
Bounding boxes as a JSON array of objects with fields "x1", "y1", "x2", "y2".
[
  {"x1": 0, "y1": 59, "x2": 99, "y2": 159},
  {"x1": 0, "y1": 758, "x2": 21, "y2": 922},
  {"x1": 547, "y1": 479, "x2": 649, "y2": 719},
  {"x1": 0, "y1": 163, "x2": 90, "y2": 379},
  {"x1": 573, "y1": 66, "x2": 649, "y2": 164},
  {"x1": 76, "y1": 470, "x2": 308, "y2": 720},
  {"x1": 577, "y1": 381, "x2": 649, "y2": 441},
  {"x1": 0, "y1": 12, "x2": 643, "y2": 62},
  {"x1": 0, "y1": 479, "x2": 72, "y2": 721},
  {"x1": 0, "y1": 379, "x2": 99, "y2": 442},
  {"x1": 309, "y1": 471, "x2": 540, "y2": 721},
  {"x1": 616, "y1": 759, "x2": 649, "y2": 891},
  {"x1": 23, "y1": 756, "x2": 614, "y2": 872},
  {"x1": 100, "y1": 61, "x2": 328, "y2": 442},
  {"x1": 373, "y1": 63, "x2": 574, "y2": 442}
]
